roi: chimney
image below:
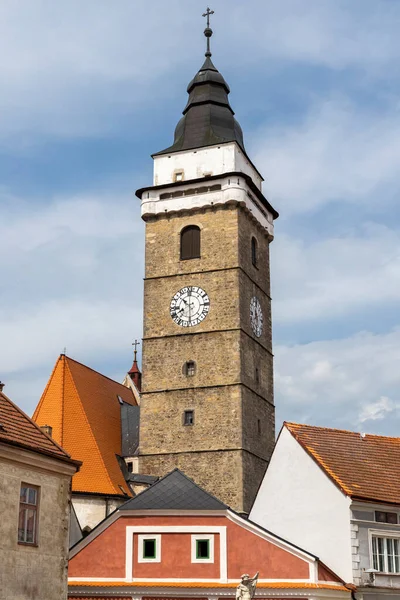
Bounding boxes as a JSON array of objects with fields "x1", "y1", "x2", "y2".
[
  {"x1": 0, "y1": 381, "x2": 4, "y2": 392},
  {"x1": 40, "y1": 425, "x2": 53, "y2": 437}
]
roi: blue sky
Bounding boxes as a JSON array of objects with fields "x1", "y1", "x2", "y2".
[{"x1": 1, "y1": 0, "x2": 400, "y2": 434}]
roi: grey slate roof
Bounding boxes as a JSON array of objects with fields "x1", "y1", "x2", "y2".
[
  {"x1": 154, "y1": 56, "x2": 245, "y2": 156},
  {"x1": 120, "y1": 468, "x2": 228, "y2": 511}
]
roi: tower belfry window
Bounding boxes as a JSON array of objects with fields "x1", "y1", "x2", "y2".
[{"x1": 181, "y1": 225, "x2": 201, "y2": 260}]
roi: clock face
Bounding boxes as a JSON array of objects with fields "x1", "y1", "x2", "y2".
[
  {"x1": 250, "y1": 296, "x2": 263, "y2": 338},
  {"x1": 170, "y1": 286, "x2": 210, "y2": 327}
]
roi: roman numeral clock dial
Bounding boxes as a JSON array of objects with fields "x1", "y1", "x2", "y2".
[{"x1": 170, "y1": 286, "x2": 210, "y2": 327}]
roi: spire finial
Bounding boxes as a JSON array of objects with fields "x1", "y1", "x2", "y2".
[
  {"x1": 202, "y1": 7, "x2": 214, "y2": 57},
  {"x1": 132, "y1": 339, "x2": 140, "y2": 363}
]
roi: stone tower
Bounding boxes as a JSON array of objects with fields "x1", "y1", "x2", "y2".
[{"x1": 136, "y1": 18, "x2": 279, "y2": 514}]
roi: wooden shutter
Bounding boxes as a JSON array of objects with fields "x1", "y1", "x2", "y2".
[{"x1": 181, "y1": 226, "x2": 201, "y2": 260}]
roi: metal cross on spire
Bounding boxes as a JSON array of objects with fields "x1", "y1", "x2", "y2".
[
  {"x1": 132, "y1": 339, "x2": 140, "y2": 362},
  {"x1": 202, "y1": 7, "x2": 214, "y2": 57}
]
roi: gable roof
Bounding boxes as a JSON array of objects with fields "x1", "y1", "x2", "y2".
[
  {"x1": 0, "y1": 389, "x2": 75, "y2": 463},
  {"x1": 120, "y1": 468, "x2": 228, "y2": 511},
  {"x1": 33, "y1": 355, "x2": 137, "y2": 496},
  {"x1": 285, "y1": 422, "x2": 400, "y2": 505}
]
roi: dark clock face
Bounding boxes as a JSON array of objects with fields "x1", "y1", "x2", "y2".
[{"x1": 170, "y1": 286, "x2": 210, "y2": 327}]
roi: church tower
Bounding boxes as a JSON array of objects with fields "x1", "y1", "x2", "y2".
[{"x1": 136, "y1": 12, "x2": 279, "y2": 514}]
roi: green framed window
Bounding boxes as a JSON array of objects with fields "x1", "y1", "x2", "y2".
[
  {"x1": 143, "y1": 538, "x2": 156, "y2": 559},
  {"x1": 196, "y1": 538, "x2": 210, "y2": 559}
]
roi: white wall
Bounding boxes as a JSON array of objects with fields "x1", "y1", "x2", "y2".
[
  {"x1": 250, "y1": 426, "x2": 353, "y2": 582},
  {"x1": 73, "y1": 496, "x2": 124, "y2": 531},
  {"x1": 153, "y1": 142, "x2": 263, "y2": 190}
]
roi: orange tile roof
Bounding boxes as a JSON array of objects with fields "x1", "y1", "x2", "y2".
[
  {"x1": 68, "y1": 582, "x2": 348, "y2": 591},
  {"x1": 285, "y1": 422, "x2": 400, "y2": 505},
  {"x1": 33, "y1": 355, "x2": 137, "y2": 496},
  {"x1": 0, "y1": 389, "x2": 74, "y2": 463}
]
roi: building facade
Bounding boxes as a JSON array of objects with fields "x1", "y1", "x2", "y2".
[
  {"x1": 137, "y1": 20, "x2": 278, "y2": 514},
  {"x1": 250, "y1": 422, "x2": 400, "y2": 600},
  {"x1": 0, "y1": 385, "x2": 79, "y2": 600},
  {"x1": 68, "y1": 469, "x2": 350, "y2": 600}
]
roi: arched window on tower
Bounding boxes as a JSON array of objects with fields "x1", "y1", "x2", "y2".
[
  {"x1": 180, "y1": 225, "x2": 201, "y2": 260},
  {"x1": 251, "y1": 236, "x2": 258, "y2": 268}
]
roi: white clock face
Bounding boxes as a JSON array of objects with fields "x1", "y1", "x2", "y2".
[
  {"x1": 250, "y1": 296, "x2": 263, "y2": 338},
  {"x1": 170, "y1": 286, "x2": 210, "y2": 327}
]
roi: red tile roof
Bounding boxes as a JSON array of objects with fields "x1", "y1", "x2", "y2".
[
  {"x1": 33, "y1": 355, "x2": 137, "y2": 496},
  {"x1": 0, "y1": 389, "x2": 74, "y2": 463},
  {"x1": 285, "y1": 422, "x2": 400, "y2": 505}
]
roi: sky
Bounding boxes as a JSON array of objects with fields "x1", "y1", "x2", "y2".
[{"x1": 1, "y1": 0, "x2": 400, "y2": 435}]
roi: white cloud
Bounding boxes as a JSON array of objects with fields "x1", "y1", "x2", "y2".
[
  {"x1": 275, "y1": 329, "x2": 400, "y2": 432},
  {"x1": 232, "y1": 0, "x2": 400, "y2": 71},
  {"x1": 358, "y1": 396, "x2": 399, "y2": 424},
  {"x1": 253, "y1": 98, "x2": 400, "y2": 216},
  {"x1": 271, "y1": 224, "x2": 400, "y2": 324},
  {"x1": 0, "y1": 1, "x2": 398, "y2": 142}
]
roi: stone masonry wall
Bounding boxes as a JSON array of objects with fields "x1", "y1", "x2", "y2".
[
  {"x1": 139, "y1": 203, "x2": 275, "y2": 513},
  {"x1": 0, "y1": 458, "x2": 71, "y2": 600},
  {"x1": 139, "y1": 449, "x2": 244, "y2": 511}
]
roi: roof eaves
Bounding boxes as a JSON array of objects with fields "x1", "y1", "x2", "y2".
[{"x1": 2, "y1": 390, "x2": 72, "y2": 460}]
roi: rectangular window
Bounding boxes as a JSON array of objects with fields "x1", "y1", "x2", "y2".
[
  {"x1": 174, "y1": 172, "x2": 184, "y2": 182},
  {"x1": 138, "y1": 534, "x2": 161, "y2": 563},
  {"x1": 184, "y1": 410, "x2": 194, "y2": 426},
  {"x1": 372, "y1": 536, "x2": 400, "y2": 573},
  {"x1": 143, "y1": 538, "x2": 156, "y2": 559},
  {"x1": 375, "y1": 511, "x2": 398, "y2": 524},
  {"x1": 196, "y1": 539, "x2": 210, "y2": 559},
  {"x1": 18, "y1": 484, "x2": 39, "y2": 545},
  {"x1": 191, "y1": 534, "x2": 214, "y2": 563}
]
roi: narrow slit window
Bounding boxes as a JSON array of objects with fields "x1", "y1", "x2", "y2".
[
  {"x1": 181, "y1": 225, "x2": 201, "y2": 260},
  {"x1": 251, "y1": 237, "x2": 258, "y2": 267}
]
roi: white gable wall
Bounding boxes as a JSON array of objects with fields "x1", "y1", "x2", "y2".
[{"x1": 250, "y1": 426, "x2": 353, "y2": 582}]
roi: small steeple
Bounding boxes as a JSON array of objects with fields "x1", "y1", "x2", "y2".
[
  {"x1": 128, "y1": 340, "x2": 142, "y2": 392},
  {"x1": 154, "y1": 7, "x2": 245, "y2": 157}
]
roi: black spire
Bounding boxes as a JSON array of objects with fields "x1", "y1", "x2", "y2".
[{"x1": 153, "y1": 8, "x2": 245, "y2": 156}]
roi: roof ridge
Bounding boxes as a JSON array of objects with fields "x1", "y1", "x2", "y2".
[
  {"x1": 1, "y1": 390, "x2": 71, "y2": 459},
  {"x1": 285, "y1": 421, "x2": 400, "y2": 441},
  {"x1": 64, "y1": 355, "x2": 134, "y2": 394},
  {"x1": 65, "y1": 360, "x2": 119, "y2": 495}
]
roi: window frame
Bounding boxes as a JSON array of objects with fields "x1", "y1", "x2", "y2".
[
  {"x1": 18, "y1": 483, "x2": 40, "y2": 546},
  {"x1": 370, "y1": 529, "x2": 400, "y2": 573},
  {"x1": 138, "y1": 533, "x2": 161, "y2": 563},
  {"x1": 191, "y1": 534, "x2": 214, "y2": 563},
  {"x1": 183, "y1": 360, "x2": 197, "y2": 377},
  {"x1": 183, "y1": 410, "x2": 195, "y2": 426},
  {"x1": 180, "y1": 225, "x2": 201, "y2": 261}
]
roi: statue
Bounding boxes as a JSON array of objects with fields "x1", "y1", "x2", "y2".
[{"x1": 235, "y1": 572, "x2": 259, "y2": 600}]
